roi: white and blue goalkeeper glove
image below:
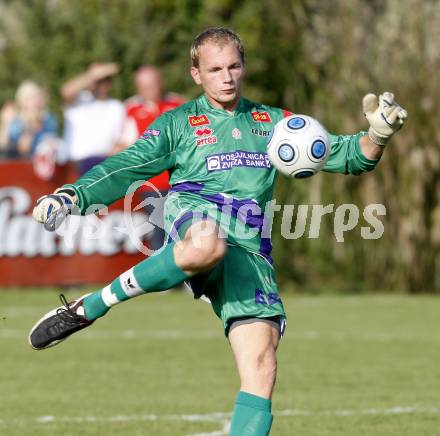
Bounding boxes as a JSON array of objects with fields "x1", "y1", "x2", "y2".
[
  {"x1": 32, "y1": 188, "x2": 77, "y2": 231},
  {"x1": 363, "y1": 92, "x2": 408, "y2": 146}
]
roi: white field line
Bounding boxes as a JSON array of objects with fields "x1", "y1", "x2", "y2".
[
  {"x1": 0, "y1": 296, "x2": 419, "y2": 314},
  {"x1": 0, "y1": 328, "x2": 222, "y2": 340},
  {"x1": 290, "y1": 296, "x2": 419, "y2": 307},
  {"x1": 0, "y1": 406, "x2": 439, "y2": 436},
  {"x1": 1, "y1": 328, "x2": 438, "y2": 343},
  {"x1": 0, "y1": 295, "x2": 422, "y2": 321},
  {"x1": 0, "y1": 306, "x2": 43, "y2": 316}
]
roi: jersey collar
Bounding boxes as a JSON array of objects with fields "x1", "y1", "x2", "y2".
[{"x1": 199, "y1": 94, "x2": 246, "y2": 116}]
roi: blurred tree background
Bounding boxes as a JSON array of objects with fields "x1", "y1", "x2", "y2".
[{"x1": 0, "y1": 0, "x2": 439, "y2": 293}]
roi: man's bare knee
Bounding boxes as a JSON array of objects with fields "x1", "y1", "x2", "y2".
[
  {"x1": 174, "y1": 221, "x2": 226, "y2": 273},
  {"x1": 190, "y1": 234, "x2": 226, "y2": 268}
]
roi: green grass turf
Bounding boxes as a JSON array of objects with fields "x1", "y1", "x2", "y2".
[{"x1": 1, "y1": 290, "x2": 439, "y2": 435}]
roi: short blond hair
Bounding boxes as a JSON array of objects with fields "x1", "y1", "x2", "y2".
[
  {"x1": 15, "y1": 80, "x2": 46, "y2": 108},
  {"x1": 191, "y1": 27, "x2": 245, "y2": 68}
]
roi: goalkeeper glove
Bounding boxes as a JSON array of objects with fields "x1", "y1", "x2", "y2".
[
  {"x1": 32, "y1": 187, "x2": 77, "y2": 231},
  {"x1": 362, "y1": 92, "x2": 408, "y2": 146}
]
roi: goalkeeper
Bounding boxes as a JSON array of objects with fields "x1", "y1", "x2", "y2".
[{"x1": 28, "y1": 27, "x2": 407, "y2": 435}]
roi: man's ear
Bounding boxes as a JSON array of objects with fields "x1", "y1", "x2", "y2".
[{"x1": 191, "y1": 67, "x2": 202, "y2": 85}]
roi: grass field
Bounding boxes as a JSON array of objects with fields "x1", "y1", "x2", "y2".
[{"x1": 1, "y1": 290, "x2": 440, "y2": 436}]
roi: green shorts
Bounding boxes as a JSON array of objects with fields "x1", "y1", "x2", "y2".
[{"x1": 165, "y1": 201, "x2": 286, "y2": 336}]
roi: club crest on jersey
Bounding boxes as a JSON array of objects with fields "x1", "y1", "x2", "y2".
[
  {"x1": 188, "y1": 114, "x2": 210, "y2": 127},
  {"x1": 251, "y1": 111, "x2": 271, "y2": 123},
  {"x1": 232, "y1": 128, "x2": 242, "y2": 140}
]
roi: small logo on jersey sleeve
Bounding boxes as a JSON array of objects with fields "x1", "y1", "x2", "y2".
[
  {"x1": 141, "y1": 129, "x2": 161, "y2": 139},
  {"x1": 188, "y1": 114, "x2": 210, "y2": 126},
  {"x1": 251, "y1": 111, "x2": 272, "y2": 122}
]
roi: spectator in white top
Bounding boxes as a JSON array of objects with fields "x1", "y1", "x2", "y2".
[{"x1": 60, "y1": 63, "x2": 125, "y2": 174}]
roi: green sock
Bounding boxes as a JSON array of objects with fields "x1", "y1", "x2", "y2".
[
  {"x1": 82, "y1": 243, "x2": 189, "y2": 321},
  {"x1": 230, "y1": 391, "x2": 273, "y2": 436}
]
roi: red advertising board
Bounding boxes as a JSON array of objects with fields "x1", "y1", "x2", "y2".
[{"x1": 0, "y1": 161, "x2": 147, "y2": 287}]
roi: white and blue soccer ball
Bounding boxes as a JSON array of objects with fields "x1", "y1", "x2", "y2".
[{"x1": 267, "y1": 114, "x2": 331, "y2": 178}]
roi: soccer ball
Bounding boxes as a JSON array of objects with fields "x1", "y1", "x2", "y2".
[{"x1": 267, "y1": 114, "x2": 331, "y2": 178}]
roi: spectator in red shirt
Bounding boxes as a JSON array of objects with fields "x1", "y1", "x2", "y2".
[{"x1": 117, "y1": 65, "x2": 186, "y2": 250}]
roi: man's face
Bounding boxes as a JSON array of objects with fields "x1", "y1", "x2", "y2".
[
  {"x1": 93, "y1": 77, "x2": 113, "y2": 100},
  {"x1": 135, "y1": 68, "x2": 163, "y2": 102},
  {"x1": 191, "y1": 41, "x2": 244, "y2": 111}
]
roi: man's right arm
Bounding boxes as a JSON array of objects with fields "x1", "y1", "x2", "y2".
[
  {"x1": 67, "y1": 112, "x2": 177, "y2": 212},
  {"x1": 33, "y1": 112, "x2": 177, "y2": 229}
]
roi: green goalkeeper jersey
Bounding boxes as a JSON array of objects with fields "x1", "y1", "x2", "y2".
[{"x1": 66, "y1": 94, "x2": 378, "y2": 261}]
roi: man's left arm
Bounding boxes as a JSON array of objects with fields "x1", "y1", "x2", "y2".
[
  {"x1": 358, "y1": 135, "x2": 384, "y2": 161},
  {"x1": 324, "y1": 92, "x2": 407, "y2": 175}
]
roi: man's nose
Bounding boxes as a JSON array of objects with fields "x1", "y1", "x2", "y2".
[{"x1": 221, "y1": 69, "x2": 233, "y2": 83}]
